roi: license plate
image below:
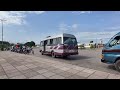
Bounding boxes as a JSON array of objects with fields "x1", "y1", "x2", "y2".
[{"x1": 69, "y1": 50, "x2": 74, "y2": 53}]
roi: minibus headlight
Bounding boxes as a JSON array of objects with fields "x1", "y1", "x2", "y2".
[{"x1": 100, "y1": 54, "x2": 104, "y2": 59}]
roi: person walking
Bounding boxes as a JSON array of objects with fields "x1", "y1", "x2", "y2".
[{"x1": 31, "y1": 46, "x2": 34, "y2": 55}]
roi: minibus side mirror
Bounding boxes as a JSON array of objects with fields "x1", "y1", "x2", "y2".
[{"x1": 109, "y1": 44, "x2": 113, "y2": 47}]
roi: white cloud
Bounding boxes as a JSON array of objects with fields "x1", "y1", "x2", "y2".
[
  {"x1": 59, "y1": 23, "x2": 69, "y2": 33},
  {"x1": 58, "y1": 22, "x2": 120, "y2": 43},
  {"x1": 72, "y1": 11, "x2": 92, "y2": 14},
  {"x1": 0, "y1": 11, "x2": 45, "y2": 25},
  {"x1": 27, "y1": 11, "x2": 45, "y2": 14},
  {"x1": 17, "y1": 29, "x2": 27, "y2": 33},
  {"x1": 72, "y1": 24, "x2": 79, "y2": 30},
  {"x1": 79, "y1": 11, "x2": 91, "y2": 14},
  {"x1": 58, "y1": 23, "x2": 79, "y2": 33},
  {"x1": 28, "y1": 31, "x2": 61, "y2": 44},
  {"x1": 73, "y1": 30, "x2": 120, "y2": 43},
  {"x1": 105, "y1": 26, "x2": 120, "y2": 30}
]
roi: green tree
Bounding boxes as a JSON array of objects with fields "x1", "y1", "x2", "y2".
[
  {"x1": 90, "y1": 41, "x2": 93, "y2": 43},
  {"x1": 90, "y1": 44, "x2": 95, "y2": 49},
  {"x1": 31, "y1": 41, "x2": 35, "y2": 46},
  {"x1": 0, "y1": 41, "x2": 11, "y2": 51},
  {"x1": 79, "y1": 44, "x2": 85, "y2": 49},
  {"x1": 24, "y1": 41, "x2": 35, "y2": 47}
]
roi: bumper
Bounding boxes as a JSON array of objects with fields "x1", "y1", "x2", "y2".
[
  {"x1": 101, "y1": 59, "x2": 107, "y2": 63},
  {"x1": 55, "y1": 52, "x2": 78, "y2": 56}
]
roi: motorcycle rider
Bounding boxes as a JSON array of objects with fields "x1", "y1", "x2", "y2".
[
  {"x1": 31, "y1": 46, "x2": 34, "y2": 54},
  {"x1": 16, "y1": 43, "x2": 20, "y2": 53},
  {"x1": 20, "y1": 45, "x2": 23, "y2": 53},
  {"x1": 26, "y1": 46, "x2": 31, "y2": 54}
]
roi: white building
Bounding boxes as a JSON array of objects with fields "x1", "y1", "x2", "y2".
[
  {"x1": 84, "y1": 43, "x2": 92, "y2": 48},
  {"x1": 78, "y1": 43, "x2": 96, "y2": 48}
]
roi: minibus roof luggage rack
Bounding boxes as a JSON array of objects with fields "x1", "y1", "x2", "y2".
[{"x1": 46, "y1": 36, "x2": 51, "y2": 38}]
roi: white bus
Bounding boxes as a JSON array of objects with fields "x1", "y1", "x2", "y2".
[{"x1": 39, "y1": 33, "x2": 78, "y2": 58}]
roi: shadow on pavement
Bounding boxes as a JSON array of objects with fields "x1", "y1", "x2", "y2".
[
  {"x1": 107, "y1": 65, "x2": 116, "y2": 70},
  {"x1": 56, "y1": 55, "x2": 92, "y2": 61},
  {"x1": 106, "y1": 65, "x2": 120, "y2": 74}
]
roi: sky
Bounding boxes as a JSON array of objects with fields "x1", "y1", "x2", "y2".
[{"x1": 0, "y1": 11, "x2": 120, "y2": 44}]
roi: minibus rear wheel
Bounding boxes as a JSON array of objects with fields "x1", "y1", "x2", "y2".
[
  {"x1": 52, "y1": 52, "x2": 56, "y2": 58},
  {"x1": 115, "y1": 59, "x2": 120, "y2": 72}
]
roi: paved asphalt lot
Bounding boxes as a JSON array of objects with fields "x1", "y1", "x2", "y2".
[
  {"x1": 33, "y1": 48, "x2": 120, "y2": 75},
  {"x1": 0, "y1": 50, "x2": 120, "y2": 79}
]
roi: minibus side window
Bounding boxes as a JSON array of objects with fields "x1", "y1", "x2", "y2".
[
  {"x1": 50, "y1": 39, "x2": 53, "y2": 45},
  {"x1": 52, "y1": 37, "x2": 62, "y2": 45},
  {"x1": 52, "y1": 37, "x2": 61, "y2": 45},
  {"x1": 53, "y1": 38, "x2": 57, "y2": 45},
  {"x1": 47, "y1": 39, "x2": 54, "y2": 46},
  {"x1": 56, "y1": 37, "x2": 61, "y2": 44},
  {"x1": 47, "y1": 40, "x2": 50, "y2": 46}
]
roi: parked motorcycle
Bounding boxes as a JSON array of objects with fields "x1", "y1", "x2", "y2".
[{"x1": 10, "y1": 45, "x2": 34, "y2": 55}]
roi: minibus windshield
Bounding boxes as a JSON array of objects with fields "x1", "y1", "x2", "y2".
[{"x1": 63, "y1": 37, "x2": 77, "y2": 45}]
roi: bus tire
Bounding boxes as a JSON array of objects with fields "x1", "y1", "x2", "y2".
[
  {"x1": 52, "y1": 52, "x2": 56, "y2": 58},
  {"x1": 115, "y1": 59, "x2": 120, "y2": 72}
]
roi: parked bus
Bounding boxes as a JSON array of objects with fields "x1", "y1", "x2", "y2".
[
  {"x1": 39, "y1": 33, "x2": 78, "y2": 58},
  {"x1": 101, "y1": 32, "x2": 120, "y2": 71}
]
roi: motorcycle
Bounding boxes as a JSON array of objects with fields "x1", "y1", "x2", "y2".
[
  {"x1": 11, "y1": 46, "x2": 34, "y2": 55},
  {"x1": 25, "y1": 48, "x2": 34, "y2": 55}
]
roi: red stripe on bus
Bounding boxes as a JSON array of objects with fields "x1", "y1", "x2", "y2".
[
  {"x1": 103, "y1": 49, "x2": 120, "y2": 52},
  {"x1": 54, "y1": 46, "x2": 58, "y2": 49},
  {"x1": 50, "y1": 46, "x2": 53, "y2": 49}
]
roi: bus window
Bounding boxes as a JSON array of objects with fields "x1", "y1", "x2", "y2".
[
  {"x1": 53, "y1": 38, "x2": 57, "y2": 45},
  {"x1": 56, "y1": 37, "x2": 61, "y2": 44},
  {"x1": 63, "y1": 37, "x2": 77, "y2": 45},
  {"x1": 46, "y1": 39, "x2": 54, "y2": 46},
  {"x1": 50, "y1": 39, "x2": 53, "y2": 45},
  {"x1": 53, "y1": 37, "x2": 61, "y2": 45},
  {"x1": 47, "y1": 40, "x2": 50, "y2": 46}
]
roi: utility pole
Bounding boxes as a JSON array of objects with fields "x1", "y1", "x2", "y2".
[{"x1": 0, "y1": 19, "x2": 6, "y2": 51}]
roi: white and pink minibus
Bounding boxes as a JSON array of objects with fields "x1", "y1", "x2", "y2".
[{"x1": 39, "y1": 33, "x2": 78, "y2": 58}]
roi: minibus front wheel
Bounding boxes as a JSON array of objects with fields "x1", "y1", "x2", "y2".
[{"x1": 115, "y1": 59, "x2": 120, "y2": 72}]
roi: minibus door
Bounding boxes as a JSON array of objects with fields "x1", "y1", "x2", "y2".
[{"x1": 43, "y1": 40, "x2": 47, "y2": 52}]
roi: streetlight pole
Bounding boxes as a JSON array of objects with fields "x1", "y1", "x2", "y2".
[{"x1": 0, "y1": 19, "x2": 6, "y2": 51}]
